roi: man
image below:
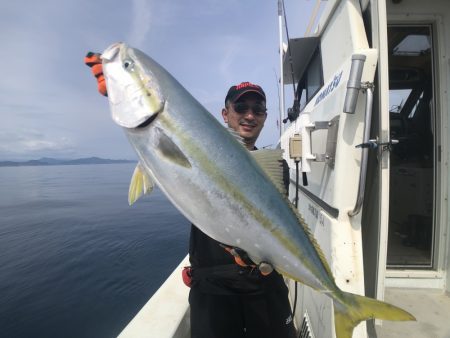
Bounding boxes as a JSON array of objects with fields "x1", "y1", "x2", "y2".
[
  {"x1": 85, "y1": 55, "x2": 296, "y2": 338},
  {"x1": 187, "y1": 82, "x2": 296, "y2": 338}
]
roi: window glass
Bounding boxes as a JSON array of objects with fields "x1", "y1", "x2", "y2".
[
  {"x1": 306, "y1": 53, "x2": 322, "y2": 100},
  {"x1": 295, "y1": 48, "x2": 323, "y2": 112},
  {"x1": 393, "y1": 34, "x2": 431, "y2": 56}
]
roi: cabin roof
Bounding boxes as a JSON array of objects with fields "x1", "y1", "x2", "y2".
[{"x1": 282, "y1": 36, "x2": 320, "y2": 85}]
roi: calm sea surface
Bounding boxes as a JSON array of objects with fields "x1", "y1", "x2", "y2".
[{"x1": 0, "y1": 163, "x2": 189, "y2": 338}]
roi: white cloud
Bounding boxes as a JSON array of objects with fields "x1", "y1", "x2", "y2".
[
  {"x1": 217, "y1": 36, "x2": 246, "y2": 85},
  {"x1": 128, "y1": 0, "x2": 152, "y2": 48},
  {"x1": 0, "y1": 0, "x2": 315, "y2": 160},
  {"x1": 0, "y1": 128, "x2": 75, "y2": 160}
]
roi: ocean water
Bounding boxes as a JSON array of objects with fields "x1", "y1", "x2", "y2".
[{"x1": 0, "y1": 163, "x2": 189, "y2": 338}]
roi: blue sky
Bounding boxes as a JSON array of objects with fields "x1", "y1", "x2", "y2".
[{"x1": 0, "y1": 0, "x2": 320, "y2": 161}]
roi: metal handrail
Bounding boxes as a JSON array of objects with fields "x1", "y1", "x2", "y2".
[{"x1": 348, "y1": 83, "x2": 374, "y2": 217}]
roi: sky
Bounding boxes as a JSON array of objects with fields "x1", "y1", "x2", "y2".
[{"x1": 0, "y1": 0, "x2": 322, "y2": 161}]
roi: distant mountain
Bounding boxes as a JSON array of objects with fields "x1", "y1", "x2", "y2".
[{"x1": 0, "y1": 157, "x2": 135, "y2": 167}]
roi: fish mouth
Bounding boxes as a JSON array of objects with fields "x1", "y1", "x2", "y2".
[
  {"x1": 136, "y1": 112, "x2": 159, "y2": 129},
  {"x1": 101, "y1": 42, "x2": 123, "y2": 62}
]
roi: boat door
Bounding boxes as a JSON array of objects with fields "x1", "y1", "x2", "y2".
[
  {"x1": 363, "y1": 1, "x2": 450, "y2": 299},
  {"x1": 363, "y1": 1, "x2": 448, "y2": 303},
  {"x1": 383, "y1": 1, "x2": 450, "y2": 290},
  {"x1": 386, "y1": 25, "x2": 436, "y2": 270}
]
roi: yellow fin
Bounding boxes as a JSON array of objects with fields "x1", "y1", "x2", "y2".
[
  {"x1": 333, "y1": 291, "x2": 416, "y2": 338},
  {"x1": 252, "y1": 148, "x2": 334, "y2": 279},
  {"x1": 251, "y1": 149, "x2": 287, "y2": 195},
  {"x1": 128, "y1": 163, "x2": 155, "y2": 205}
]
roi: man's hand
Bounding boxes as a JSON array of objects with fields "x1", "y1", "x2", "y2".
[
  {"x1": 220, "y1": 244, "x2": 274, "y2": 276},
  {"x1": 84, "y1": 52, "x2": 107, "y2": 96}
]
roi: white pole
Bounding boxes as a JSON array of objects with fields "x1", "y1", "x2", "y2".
[{"x1": 278, "y1": 0, "x2": 285, "y2": 137}]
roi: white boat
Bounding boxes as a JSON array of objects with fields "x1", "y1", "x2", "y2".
[{"x1": 119, "y1": 0, "x2": 450, "y2": 337}]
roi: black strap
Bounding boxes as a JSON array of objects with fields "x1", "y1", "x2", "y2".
[{"x1": 191, "y1": 264, "x2": 256, "y2": 280}]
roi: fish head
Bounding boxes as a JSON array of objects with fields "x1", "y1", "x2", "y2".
[{"x1": 101, "y1": 42, "x2": 165, "y2": 129}]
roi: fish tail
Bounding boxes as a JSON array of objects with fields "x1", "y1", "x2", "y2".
[{"x1": 333, "y1": 291, "x2": 415, "y2": 338}]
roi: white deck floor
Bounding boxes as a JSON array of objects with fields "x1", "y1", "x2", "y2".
[{"x1": 374, "y1": 288, "x2": 450, "y2": 338}]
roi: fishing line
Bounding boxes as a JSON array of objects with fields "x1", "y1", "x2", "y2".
[
  {"x1": 292, "y1": 158, "x2": 300, "y2": 322},
  {"x1": 280, "y1": 0, "x2": 300, "y2": 326}
]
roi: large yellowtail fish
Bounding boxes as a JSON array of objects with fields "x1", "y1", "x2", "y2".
[{"x1": 100, "y1": 42, "x2": 415, "y2": 338}]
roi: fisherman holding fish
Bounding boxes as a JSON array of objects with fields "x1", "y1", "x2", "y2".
[
  {"x1": 85, "y1": 53, "x2": 296, "y2": 338},
  {"x1": 86, "y1": 44, "x2": 415, "y2": 338}
]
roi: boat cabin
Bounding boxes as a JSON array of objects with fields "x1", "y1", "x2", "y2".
[{"x1": 279, "y1": 0, "x2": 450, "y2": 336}]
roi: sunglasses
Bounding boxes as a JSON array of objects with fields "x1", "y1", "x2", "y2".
[{"x1": 232, "y1": 102, "x2": 267, "y2": 117}]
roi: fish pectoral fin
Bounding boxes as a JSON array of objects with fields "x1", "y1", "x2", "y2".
[
  {"x1": 128, "y1": 162, "x2": 155, "y2": 205},
  {"x1": 251, "y1": 149, "x2": 287, "y2": 195},
  {"x1": 155, "y1": 127, "x2": 191, "y2": 168}
]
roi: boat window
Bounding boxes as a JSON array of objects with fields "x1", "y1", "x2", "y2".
[
  {"x1": 306, "y1": 52, "x2": 322, "y2": 99},
  {"x1": 297, "y1": 81, "x2": 307, "y2": 112},
  {"x1": 296, "y1": 47, "x2": 323, "y2": 111}
]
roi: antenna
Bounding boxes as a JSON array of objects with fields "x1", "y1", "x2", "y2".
[
  {"x1": 305, "y1": 0, "x2": 322, "y2": 36},
  {"x1": 278, "y1": 0, "x2": 285, "y2": 137},
  {"x1": 278, "y1": 0, "x2": 299, "y2": 128}
]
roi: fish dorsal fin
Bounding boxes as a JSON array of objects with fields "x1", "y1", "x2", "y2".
[
  {"x1": 251, "y1": 149, "x2": 287, "y2": 196},
  {"x1": 292, "y1": 207, "x2": 334, "y2": 279},
  {"x1": 227, "y1": 128, "x2": 246, "y2": 146},
  {"x1": 252, "y1": 149, "x2": 333, "y2": 279},
  {"x1": 128, "y1": 162, "x2": 155, "y2": 205}
]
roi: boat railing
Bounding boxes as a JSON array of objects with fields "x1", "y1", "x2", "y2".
[{"x1": 118, "y1": 255, "x2": 190, "y2": 338}]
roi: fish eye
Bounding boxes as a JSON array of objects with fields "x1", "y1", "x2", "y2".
[{"x1": 123, "y1": 59, "x2": 134, "y2": 71}]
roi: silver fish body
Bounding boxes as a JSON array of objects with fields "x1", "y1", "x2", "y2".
[{"x1": 102, "y1": 42, "x2": 332, "y2": 291}]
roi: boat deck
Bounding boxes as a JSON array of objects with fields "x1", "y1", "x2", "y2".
[{"x1": 374, "y1": 288, "x2": 450, "y2": 338}]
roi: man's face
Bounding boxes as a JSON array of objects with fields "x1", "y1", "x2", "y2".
[{"x1": 222, "y1": 92, "x2": 267, "y2": 147}]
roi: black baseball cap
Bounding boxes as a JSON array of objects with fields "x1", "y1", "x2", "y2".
[{"x1": 225, "y1": 82, "x2": 266, "y2": 104}]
